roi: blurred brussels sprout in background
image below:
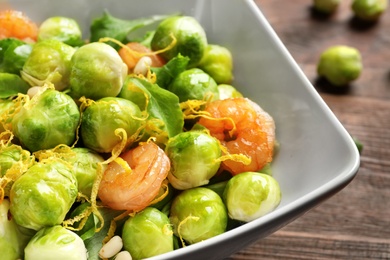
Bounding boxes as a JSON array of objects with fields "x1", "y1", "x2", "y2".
[
  {"x1": 0, "y1": 199, "x2": 34, "y2": 260},
  {"x1": 352, "y1": 0, "x2": 388, "y2": 21},
  {"x1": 9, "y1": 160, "x2": 78, "y2": 230},
  {"x1": 11, "y1": 89, "x2": 80, "y2": 152},
  {"x1": 168, "y1": 68, "x2": 219, "y2": 102},
  {"x1": 66, "y1": 147, "x2": 106, "y2": 197},
  {"x1": 0, "y1": 38, "x2": 33, "y2": 75},
  {"x1": 122, "y1": 207, "x2": 174, "y2": 259},
  {"x1": 69, "y1": 42, "x2": 127, "y2": 100},
  {"x1": 80, "y1": 97, "x2": 142, "y2": 153},
  {"x1": 198, "y1": 44, "x2": 234, "y2": 84},
  {"x1": 38, "y1": 16, "x2": 83, "y2": 46},
  {"x1": 223, "y1": 172, "x2": 281, "y2": 222},
  {"x1": 24, "y1": 225, "x2": 87, "y2": 260},
  {"x1": 21, "y1": 39, "x2": 75, "y2": 91},
  {"x1": 151, "y1": 16, "x2": 208, "y2": 68},
  {"x1": 217, "y1": 84, "x2": 243, "y2": 100},
  {"x1": 165, "y1": 131, "x2": 221, "y2": 190},
  {"x1": 317, "y1": 45, "x2": 362, "y2": 86},
  {"x1": 313, "y1": 0, "x2": 340, "y2": 13},
  {"x1": 169, "y1": 187, "x2": 228, "y2": 244}
]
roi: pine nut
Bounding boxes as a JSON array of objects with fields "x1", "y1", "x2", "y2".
[
  {"x1": 115, "y1": 251, "x2": 132, "y2": 260},
  {"x1": 133, "y1": 56, "x2": 152, "y2": 75},
  {"x1": 99, "y1": 235, "x2": 123, "y2": 259}
]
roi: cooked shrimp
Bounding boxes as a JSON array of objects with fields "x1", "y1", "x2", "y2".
[
  {"x1": 0, "y1": 10, "x2": 38, "y2": 41},
  {"x1": 118, "y1": 42, "x2": 166, "y2": 73},
  {"x1": 98, "y1": 141, "x2": 170, "y2": 211},
  {"x1": 198, "y1": 97, "x2": 275, "y2": 175}
]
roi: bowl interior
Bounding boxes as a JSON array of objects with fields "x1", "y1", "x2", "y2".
[{"x1": 3, "y1": 0, "x2": 360, "y2": 259}]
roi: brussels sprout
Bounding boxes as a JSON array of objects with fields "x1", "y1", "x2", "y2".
[
  {"x1": 24, "y1": 225, "x2": 87, "y2": 260},
  {"x1": 38, "y1": 16, "x2": 83, "y2": 46},
  {"x1": 165, "y1": 131, "x2": 222, "y2": 190},
  {"x1": 168, "y1": 68, "x2": 219, "y2": 102},
  {"x1": 217, "y1": 84, "x2": 243, "y2": 100},
  {"x1": 80, "y1": 97, "x2": 142, "y2": 153},
  {"x1": 223, "y1": 172, "x2": 281, "y2": 222},
  {"x1": 317, "y1": 45, "x2": 362, "y2": 86},
  {"x1": 0, "y1": 38, "x2": 33, "y2": 74},
  {"x1": 169, "y1": 187, "x2": 227, "y2": 244},
  {"x1": 313, "y1": 0, "x2": 340, "y2": 13},
  {"x1": 11, "y1": 89, "x2": 80, "y2": 152},
  {"x1": 9, "y1": 160, "x2": 78, "y2": 230},
  {"x1": 352, "y1": 0, "x2": 387, "y2": 21},
  {"x1": 0, "y1": 144, "x2": 34, "y2": 198},
  {"x1": 122, "y1": 207, "x2": 174, "y2": 259},
  {"x1": 151, "y1": 16, "x2": 208, "y2": 68},
  {"x1": 0, "y1": 199, "x2": 34, "y2": 260},
  {"x1": 66, "y1": 147, "x2": 106, "y2": 197},
  {"x1": 198, "y1": 44, "x2": 234, "y2": 84},
  {"x1": 69, "y1": 42, "x2": 127, "y2": 100},
  {"x1": 21, "y1": 39, "x2": 75, "y2": 91}
]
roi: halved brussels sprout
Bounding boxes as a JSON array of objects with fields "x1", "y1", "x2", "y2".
[
  {"x1": 122, "y1": 207, "x2": 174, "y2": 259},
  {"x1": 21, "y1": 39, "x2": 75, "y2": 91},
  {"x1": 151, "y1": 16, "x2": 208, "y2": 68},
  {"x1": 69, "y1": 42, "x2": 127, "y2": 100},
  {"x1": 165, "y1": 131, "x2": 222, "y2": 190},
  {"x1": 80, "y1": 97, "x2": 142, "y2": 153},
  {"x1": 38, "y1": 16, "x2": 83, "y2": 46},
  {"x1": 9, "y1": 159, "x2": 78, "y2": 230},
  {"x1": 169, "y1": 187, "x2": 227, "y2": 244},
  {"x1": 223, "y1": 172, "x2": 281, "y2": 222},
  {"x1": 11, "y1": 89, "x2": 80, "y2": 152},
  {"x1": 168, "y1": 68, "x2": 219, "y2": 102},
  {"x1": 198, "y1": 44, "x2": 234, "y2": 84},
  {"x1": 24, "y1": 225, "x2": 87, "y2": 260}
]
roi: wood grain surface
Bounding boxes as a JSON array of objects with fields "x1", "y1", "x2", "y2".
[{"x1": 228, "y1": 1, "x2": 390, "y2": 259}]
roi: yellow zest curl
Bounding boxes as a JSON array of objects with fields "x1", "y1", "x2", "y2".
[
  {"x1": 0, "y1": 143, "x2": 35, "y2": 203},
  {"x1": 102, "y1": 210, "x2": 132, "y2": 244},
  {"x1": 99, "y1": 32, "x2": 177, "y2": 58},
  {"x1": 177, "y1": 216, "x2": 200, "y2": 247}
]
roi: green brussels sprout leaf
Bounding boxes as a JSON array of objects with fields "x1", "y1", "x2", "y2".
[
  {"x1": 120, "y1": 76, "x2": 184, "y2": 143},
  {"x1": 0, "y1": 38, "x2": 32, "y2": 75},
  {"x1": 151, "y1": 54, "x2": 190, "y2": 89},
  {"x1": 90, "y1": 11, "x2": 173, "y2": 49},
  {"x1": 0, "y1": 73, "x2": 30, "y2": 98},
  {"x1": 83, "y1": 207, "x2": 126, "y2": 260}
]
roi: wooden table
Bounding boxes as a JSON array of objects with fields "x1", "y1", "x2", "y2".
[{"x1": 229, "y1": 1, "x2": 390, "y2": 259}]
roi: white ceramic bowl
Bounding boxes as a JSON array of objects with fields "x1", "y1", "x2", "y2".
[{"x1": 4, "y1": 0, "x2": 360, "y2": 259}]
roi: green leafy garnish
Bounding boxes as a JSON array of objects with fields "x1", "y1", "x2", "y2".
[{"x1": 0, "y1": 73, "x2": 30, "y2": 98}]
